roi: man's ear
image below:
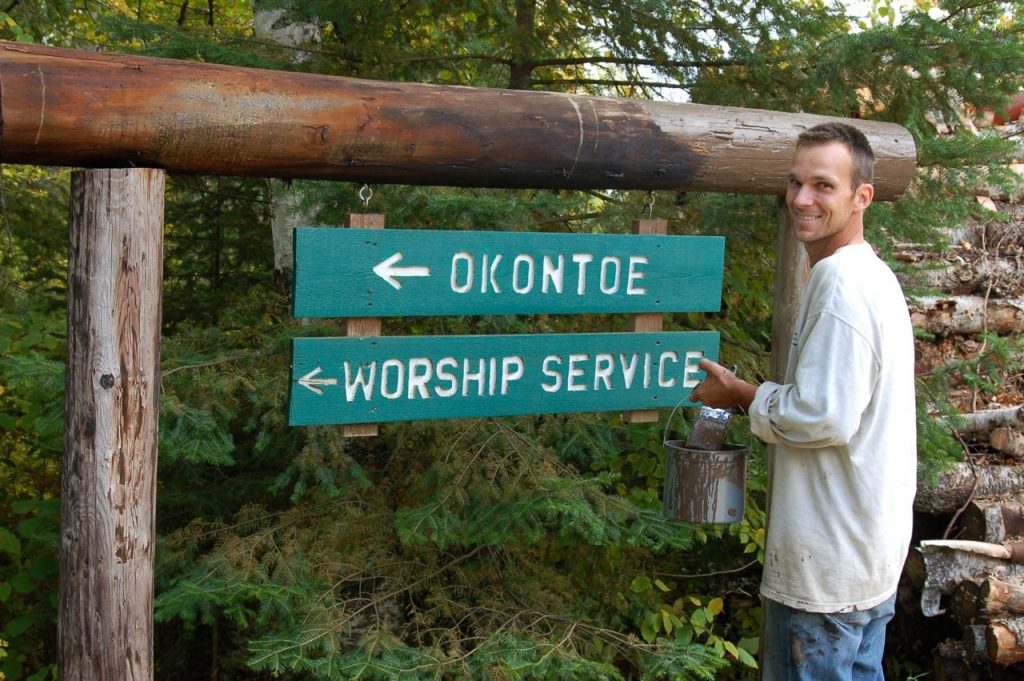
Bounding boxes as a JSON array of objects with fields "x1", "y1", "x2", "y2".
[{"x1": 854, "y1": 182, "x2": 875, "y2": 211}]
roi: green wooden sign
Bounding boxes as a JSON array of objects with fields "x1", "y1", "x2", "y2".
[
  {"x1": 293, "y1": 228, "x2": 724, "y2": 317},
  {"x1": 289, "y1": 331, "x2": 719, "y2": 425}
]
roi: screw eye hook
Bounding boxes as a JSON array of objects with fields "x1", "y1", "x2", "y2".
[
  {"x1": 642, "y1": 191, "x2": 655, "y2": 219},
  {"x1": 358, "y1": 184, "x2": 373, "y2": 209}
]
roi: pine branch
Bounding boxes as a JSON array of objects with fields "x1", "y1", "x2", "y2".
[
  {"x1": 529, "y1": 55, "x2": 758, "y2": 69},
  {"x1": 655, "y1": 559, "x2": 760, "y2": 580},
  {"x1": 160, "y1": 346, "x2": 278, "y2": 379},
  {"x1": 938, "y1": 0, "x2": 1003, "y2": 24},
  {"x1": 529, "y1": 78, "x2": 696, "y2": 89}
]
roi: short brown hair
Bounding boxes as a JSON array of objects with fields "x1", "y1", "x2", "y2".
[{"x1": 797, "y1": 122, "x2": 875, "y2": 189}]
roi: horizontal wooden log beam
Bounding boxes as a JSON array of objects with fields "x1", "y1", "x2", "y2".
[{"x1": 0, "y1": 41, "x2": 917, "y2": 198}]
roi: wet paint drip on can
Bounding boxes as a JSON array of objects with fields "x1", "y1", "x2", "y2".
[{"x1": 662, "y1": 442, "x2": 746, "y2": 524}]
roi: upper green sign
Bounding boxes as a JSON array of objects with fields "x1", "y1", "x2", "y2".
[{"x1": 293, "y1": 228, "x2": 724, "y2": 317}]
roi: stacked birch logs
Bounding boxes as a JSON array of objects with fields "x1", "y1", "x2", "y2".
[
  {"x1": 906, "y1": 515, "x2": 1024, "y2": 677},
  {"x1": 904, "y1": 118, "x2": 1024, "y2": 679}
]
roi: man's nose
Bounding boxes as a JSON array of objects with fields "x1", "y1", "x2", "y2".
[{"x1": 791, "y1": 185, "x2": 814, "y2": 206}]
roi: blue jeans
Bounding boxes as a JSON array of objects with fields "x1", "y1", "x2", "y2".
[{"x1": 760, "y1": 594, "x2": 896, "y2": 681}]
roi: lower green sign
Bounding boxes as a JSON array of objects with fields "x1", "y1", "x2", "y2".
[{"x1": 289, "y1": 332, "x2": 719, "y2": 425}]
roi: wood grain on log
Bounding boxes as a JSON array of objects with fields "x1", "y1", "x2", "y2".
[
  {"x1": 952, "y1": 406, "x2": 1024, "y2": 437},
  {"x1": 960, "y1": 499, "x2": 1024, "y2": 543},
  {"x1": 981, "y1": 577, "x2": 1024, "y2": 619},
  {"x1": 916, "y1": 463, "x2": 1024, "y2": 514},
  {"x1": 0, "y1": 41, "x2": 916, "y2": 197},
  {"x1": 898, "y1": 259, "x2": 1022, "y2": 295},
  {"x1": 911, "y1": 295, "x2": 1024, "y2": 335},
  {"x1": 991, "y1": 428, "x2": 1024, "y2": 460},
  {"x1": 986, "y1": 616, "x2": 1024, "y2": 665},
  {"x1": 60, "y1": 168, "x2": 164, "y2": 680},
  {"x1": 952, "y1": 575, "x2": 1024, "y2": 628},
  {"x1": 909, "y1": 541, "x2": 1024, "y2": 617}
]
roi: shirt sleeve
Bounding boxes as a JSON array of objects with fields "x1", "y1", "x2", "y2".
[{"x1": 748, "y1": 311, "x2": 880, "y2": 449}]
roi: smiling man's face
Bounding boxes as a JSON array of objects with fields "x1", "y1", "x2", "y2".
[{"x1": 786, "y1": 140, "x2": 874, "y2": 265}]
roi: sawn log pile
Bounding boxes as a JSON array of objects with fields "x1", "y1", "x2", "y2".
[{"x1": 898, "y1": 115, "x2": 1024, "y2": 679}]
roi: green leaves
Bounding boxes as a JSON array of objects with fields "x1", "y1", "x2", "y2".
[
  {"x1": 0, "y1": 11, "x2": 33, "y2": 42},
  {"x1": 0, "y1": 527, "x2": 21, "y2": 564},
  {"x1": 0, "y1": 499, "x2": 60, "y2": 681}
]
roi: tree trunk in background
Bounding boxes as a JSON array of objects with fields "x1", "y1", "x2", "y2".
[
  {"x1": 61, "y1": 168, "x2": 164, "y2": 680},
  {"x1": 508, "y1": 0, "x2": 537, "y2": 90},
  {"x1": 254, "y1": 2, "x2": 322, "y2": 288}
]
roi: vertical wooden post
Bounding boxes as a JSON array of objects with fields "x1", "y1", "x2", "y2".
[
  {"x1": 343, "y1": 212, "x2": 384, "y2": 438},
  {"x1": 61, "y1": 168, "x2": 165, "y2": 681},
  {"x1": 765, "y1": 201, "x2": 808, "y2": 505},
  {"x1": 759, "y1": 200, "x2": 806, "y2": 681},
  {"x1": 770, "y1": 199, "x2": 808, "y2": 384},
  {"x1": 763, "y1": 202, "x2": 807, "y2": 530},
  {"x1": 623, "y1": 218, "x2": 668, "y2": 424}
]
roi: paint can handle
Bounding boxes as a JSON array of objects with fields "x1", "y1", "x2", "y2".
[{"x1": 662, "y1": 363, "x2": 736, "y2": 445}]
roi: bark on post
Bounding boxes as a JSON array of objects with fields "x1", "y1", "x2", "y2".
[
  {"x1": 764, "y1": 203, "x2": 806, "y2": 527},
  {"x1": 61, "y1": 168, "x2": 165, "y2": 680},
  {"x1": 0, "y1": 41, "x2": 916, "y2": 198},
  {"x1": 770, "y1": 199, "x2": 807, "y2": 384}
]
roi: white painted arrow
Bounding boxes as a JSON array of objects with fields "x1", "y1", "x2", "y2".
[
  {"x1": 297, "y1": 367, "x2": 338, "y2": 396},
  {"x1": 373, "y1": 252, "x2": 431, "y2": 290}
]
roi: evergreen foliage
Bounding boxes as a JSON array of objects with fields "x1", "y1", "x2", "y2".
[{"x1": 1, "y1": 1, "x2": 1022, "y2": 679}]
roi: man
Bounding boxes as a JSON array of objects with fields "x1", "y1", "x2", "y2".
[{"x1": 689, "y1": 122, "x2": 916, "y2": 681}]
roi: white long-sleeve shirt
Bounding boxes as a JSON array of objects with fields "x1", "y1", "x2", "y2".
[{"x1": 749, "y1": 242, "x2": 917, "y2": 612}]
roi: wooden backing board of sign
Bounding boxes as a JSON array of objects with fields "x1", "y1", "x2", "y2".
[
  {"x1": 622, "y1": 218, "x2": 668, "y2": 424},
  {"x1": 344, "y1": 212, "x2": 384, "y2": 437}
]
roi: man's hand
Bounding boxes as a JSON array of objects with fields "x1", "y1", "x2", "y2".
[{"x1": 689, "y1": 358, "x2": 757, "y2": 412}]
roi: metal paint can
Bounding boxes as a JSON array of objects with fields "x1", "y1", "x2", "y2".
[{"x1": 662, "y1": 441, "x2": 746, "y2": 524}]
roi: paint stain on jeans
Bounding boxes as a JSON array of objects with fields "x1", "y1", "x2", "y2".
[{"x1": 792, "y1": 625, "x2": 842, "y2": 667}]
